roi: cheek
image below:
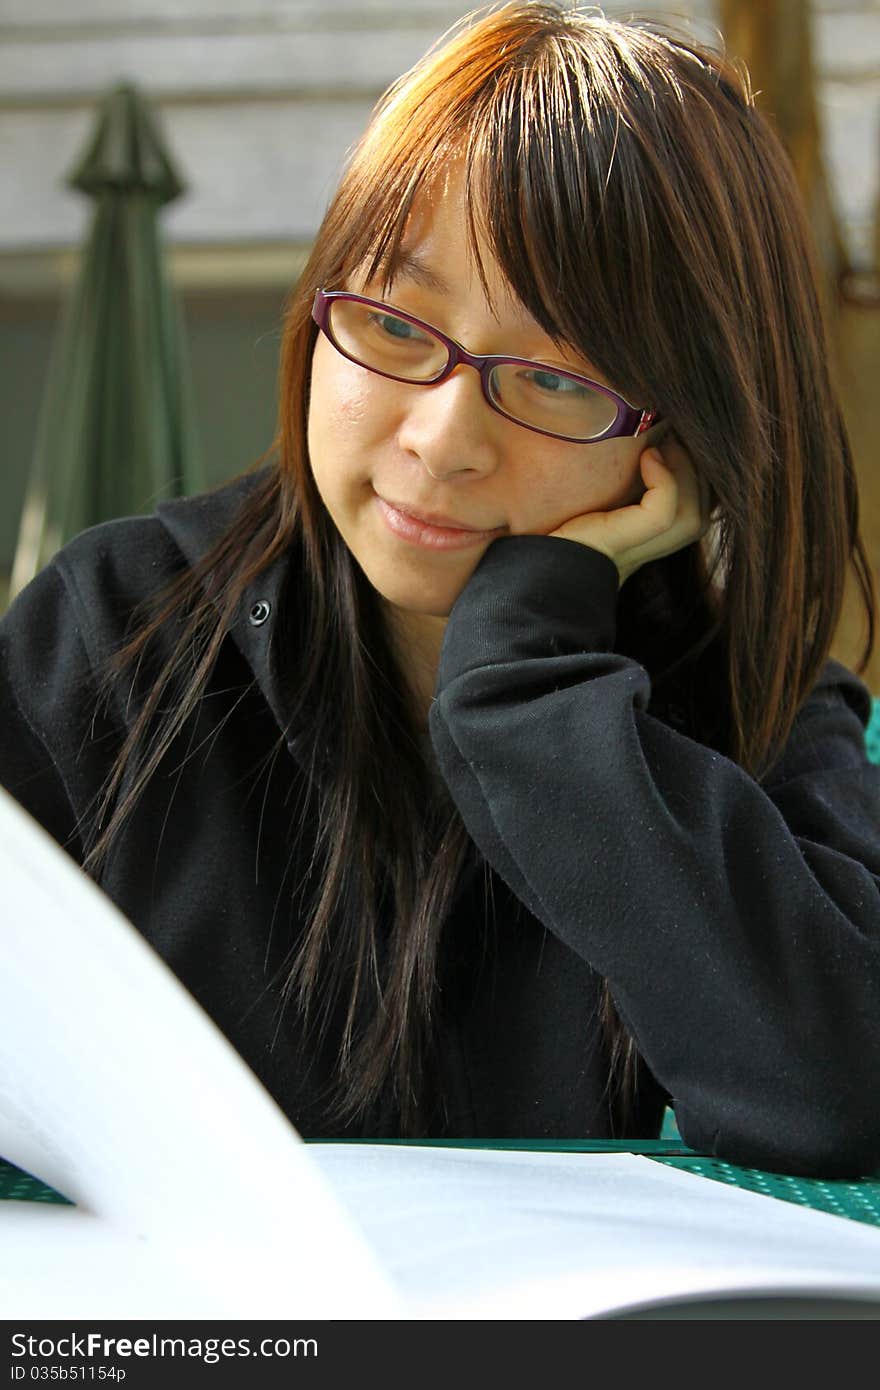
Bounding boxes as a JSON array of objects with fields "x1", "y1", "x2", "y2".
[
  {"x1": 308, "y1": 344, "x2": 379, "y2": 491},
  {"x1": 511, "y1": 443, "x2": 644, "y2": 531},
  {"x1": 611, "y1": 449, "x2": 647, "y2": 506},
  {"x1": 334, "y1": 379, "x2": 372, "y2": 430},
  {"x1": 310, "y1": 347, "x2": 369, "y2": 438}
]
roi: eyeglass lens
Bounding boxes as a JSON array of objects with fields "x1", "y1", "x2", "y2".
[{"x1": 327, "y1": 298, "x2": 619, "y2": 440}]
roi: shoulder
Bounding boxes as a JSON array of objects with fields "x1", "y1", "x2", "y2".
[
  {"x1": 4, "y1": 513, "x2": 186, "y2": 678},
  {"x1": 0, "y1": 516, "x2": 187, "y2": 775},
  {"x1": 762, "y1": 656, "x2": 876, "y2": 789},
  {"x1": 3, "y1": 471, "x2": 267, "y2": 669},
  {"x1": 59, "y1": 512, "x2": 185, "y2": 618},
  {"x1": 805, "y1": 656, "x2": 873, "y2": 729}
]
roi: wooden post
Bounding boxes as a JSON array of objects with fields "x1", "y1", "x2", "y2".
[
  {"x1": 718, "y1": 0, "x2": 848, "y2": 292},
  {"x1": 720, "y1": 0, "x2": 880, "y2": 689}
]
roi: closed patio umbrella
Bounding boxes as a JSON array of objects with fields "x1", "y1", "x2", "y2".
[{"x1": 11, "y1": 81, "x2": 202, "y2": 597}]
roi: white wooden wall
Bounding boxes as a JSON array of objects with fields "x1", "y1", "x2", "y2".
[{"x1": 3, "y1": 1, "x2": 874, "y2": 286}]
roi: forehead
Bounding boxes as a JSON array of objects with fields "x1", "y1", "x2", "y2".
[{"x1": 367, "y1": 167, "x2": 543, "y2": 332}]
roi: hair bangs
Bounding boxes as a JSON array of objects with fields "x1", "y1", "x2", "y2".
[
  {"x1": 456, "y1": 31, "x2": 661, "y2": 404},
  {"x1": 320, "y1": 7, "x2": 531, "y2": 297},
  {"x1": 328, "y1": 17, "x2": 662, "y2": 407}
]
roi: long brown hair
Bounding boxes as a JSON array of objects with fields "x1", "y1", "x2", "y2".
[{"x1": 85, "y1": 1, "x2": 875, "y2": 1135}]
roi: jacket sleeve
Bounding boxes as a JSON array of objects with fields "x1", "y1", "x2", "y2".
[{"x1": 429, "y1": 535, "x2": 880, "y2": 1177}]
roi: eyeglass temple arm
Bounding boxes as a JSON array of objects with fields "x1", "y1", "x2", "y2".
[{"x1": 636, "y1": 410, "x2": 659, "y2": 435}]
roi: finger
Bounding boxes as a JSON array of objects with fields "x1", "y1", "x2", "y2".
[
  {"x1": 584, "y1": 455, "x2": 677, "y2": 554},
  {"x1": 654, "y1": 441, "x2": 708, "y2": 518},
  {"x1": 637, "y1": 450, "x2": 680, "y2": 531}
]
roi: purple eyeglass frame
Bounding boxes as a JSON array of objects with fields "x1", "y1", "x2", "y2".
[{"x1": 311, "y1": 288, "x2": 657, "y2": 445}]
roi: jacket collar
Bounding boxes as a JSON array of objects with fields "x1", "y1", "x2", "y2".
[{"x1": 155, "y1": 470, "x2": 310, "y2": 763}]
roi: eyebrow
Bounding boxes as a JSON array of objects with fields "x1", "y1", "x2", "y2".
[
  {"x1": 380, "y1": 247, "x2": 603, "y2": 378},
  {"x1": 385, "y1": 247, "x2": 451, "y2": 296}
]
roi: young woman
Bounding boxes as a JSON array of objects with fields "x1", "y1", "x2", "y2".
[{"x1": 1, "y1": 1, "x2": 878, "y2": 1177}]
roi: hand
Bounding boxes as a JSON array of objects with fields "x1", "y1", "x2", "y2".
[{"x1": 548, "y1": 434, "x2": 713, "y2": 588}]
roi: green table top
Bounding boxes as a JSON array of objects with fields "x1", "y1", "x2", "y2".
[{"x1": 3, "y1": 1141, "x2": 879, "y2": 1228}]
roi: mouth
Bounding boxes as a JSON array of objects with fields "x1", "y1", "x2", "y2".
[{"x1": 374, "y1": 493, "x2": 506, "y2": 551}]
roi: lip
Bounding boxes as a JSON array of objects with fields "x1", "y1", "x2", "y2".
[{"x1": 374, "y1": 494, "x2": 506, "y2": 551}]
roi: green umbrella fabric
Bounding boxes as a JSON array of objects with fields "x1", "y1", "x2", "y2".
[{"x1": 12, "y1": 81, "x2": 202, "y2": 595}]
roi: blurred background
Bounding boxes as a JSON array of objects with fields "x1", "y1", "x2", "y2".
[{"x1": 1, "y1": 0, "x2": 878, "y2": 684}]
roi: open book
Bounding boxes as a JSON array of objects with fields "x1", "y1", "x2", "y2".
[{"x1": 2, "y1": 783, "x2": 880, "y2": 1321}]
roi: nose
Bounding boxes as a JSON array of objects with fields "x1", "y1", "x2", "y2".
[{"x1": 396, "y1": 364, "x2": 500, "y2": 482}]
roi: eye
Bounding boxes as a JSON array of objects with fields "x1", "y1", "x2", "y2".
[
  {"x1": 366, "y1": 311, "x2": 432, "y2": 344},
  {"x1": 521, "y1": 369, "x2": 591, "y2": 398}
]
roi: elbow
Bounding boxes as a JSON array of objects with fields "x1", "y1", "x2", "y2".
[{"x1": 675, "y1": 1097, "x2": 880, "y2": 1180}]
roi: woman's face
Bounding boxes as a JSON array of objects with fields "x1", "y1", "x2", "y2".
[{"x1": 307, "y1": 164, "x2": 647, "y2": 621}]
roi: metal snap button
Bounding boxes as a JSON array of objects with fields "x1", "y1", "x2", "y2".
[{"x1": 248, "y1": 599, "x2": 271, "y2": 627}]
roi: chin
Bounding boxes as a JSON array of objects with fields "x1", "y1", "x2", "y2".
[
  {"x1": 365, "y1": 568, "x2": 466, "y2": 620},
  {"x1": 380, "y1": 586, "x2": 459, "y2": 619}
]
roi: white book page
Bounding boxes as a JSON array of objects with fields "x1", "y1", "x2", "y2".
[
  {"x1": 0, "y1": 1206, "x2": 269, "y2": 1320},
  {"x1": 0, "y1": 787, "x2": 401, "y2": 1318},
  {"x1": 308, "y1": 1144, "x2": 880, "y2": 1319}
]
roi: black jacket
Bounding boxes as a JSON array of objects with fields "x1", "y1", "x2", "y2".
[{"x1": 2, "y1": 474, "x2": 880, "y2": 1175}]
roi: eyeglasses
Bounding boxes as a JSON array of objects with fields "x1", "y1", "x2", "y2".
[{"x1": 311, "y1": 288, "x2": 658, "y2": 444}]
